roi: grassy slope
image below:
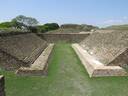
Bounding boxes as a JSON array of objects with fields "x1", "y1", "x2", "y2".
[
  {"x1": 105, "y1": 24, "x2": 128, "y2": 30},
  {"x1": 0, "y1": 43, "x2": 128, "y2": 96}
]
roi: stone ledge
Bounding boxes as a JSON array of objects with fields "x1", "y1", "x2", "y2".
[
  {"x1": 16, "y1": 44, "x2": 54, "y2": 76},
  {"x1": 0, "y1": 75, "x2": 5, "y2": 96},
  {"x1": 72, "y1": 44, "x2": 128, "y2": 77}
]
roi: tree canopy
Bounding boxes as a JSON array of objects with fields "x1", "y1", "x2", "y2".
[{"x1": 12, "y1": 15, "x2": 39, "y2": 27}]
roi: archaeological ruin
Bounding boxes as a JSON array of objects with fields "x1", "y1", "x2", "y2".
[
  {"x1": 0, "y1": 30, "x2": 128, "y2": 95},
  {"x1": 0, "y1": 31, "x2": 128, "y2": 77},
  {"x1": 72, "y1": 30, "x2": 128, "y2": 77}
]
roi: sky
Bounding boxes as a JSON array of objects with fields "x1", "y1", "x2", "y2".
[{"x1": 0, "y1": 0, "x2": 128, "y2": 27}]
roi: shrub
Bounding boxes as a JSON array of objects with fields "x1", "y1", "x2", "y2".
[
  {"x1": 27, "y1": 26, "x2": 38, "y2": 33},
  {"x1": 0, "y1": 22, "x2": 13, "y2": 28},
  {"x1": 37, "y1": 23, "x2": 59, "y2": 33},
  {"x1": 44, "y1": 23, "x2": 59, "y2": 30}
]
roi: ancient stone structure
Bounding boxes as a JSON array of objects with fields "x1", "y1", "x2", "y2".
[
  {"x1": 80, "y1": 31, "x2": 128, "y2": 67},
  {"x1": 0, "y1": 32, "x2": 47, "y2": 70},
  {"x1": 0, "y1": 32, "x2": 90, "y2": 76},
  {"x1": 0, "y1": 75, "x2": 5, "y2": 96},
  {"x1": 38, "y1": 33, "x2": 90, "y2": 43},
  {"x1": 72, "y1": 30, "x2": 128, "y2": 77},
  {"x1": 16, "y1": 44, "x2": 54, "y2": 76},
  {"x1": 1, "y1": 30, "x2": 128, "y2": 77},
  {"x1": 72, "y1": 44, "x2": 128, "y2": 77}
]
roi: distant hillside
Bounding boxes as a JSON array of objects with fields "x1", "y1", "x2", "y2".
[{"x1": 105, "y1": 24, "x2": 128, "y2": 30}]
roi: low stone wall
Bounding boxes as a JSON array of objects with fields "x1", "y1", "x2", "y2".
[
  {"x1": 37, "y1": 33, "x2": 90, "y2": 43},
  {"x1": 0, "y1": 75, "x2": 5, "y2": 96}
]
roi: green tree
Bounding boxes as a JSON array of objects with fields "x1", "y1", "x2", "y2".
[
  {"x1": 11, "y1": 15, "x2": 39, "y2": 32},
  {"x1": 12, "y1": 15, "x2": 39, "y2": 27},
  {"x1": 37, "y1": 23, "x2": 59, "y2": 33},
  {"x1": 44, "y1": 23, "x2": 59, "y2": 30}
]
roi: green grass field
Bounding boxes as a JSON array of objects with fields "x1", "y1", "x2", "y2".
[{"x1": 1, "y1": 43, "x2": 128, "y2": 96}]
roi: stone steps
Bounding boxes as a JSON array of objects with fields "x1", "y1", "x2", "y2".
[{"x1": 23, "y1": 43, "x2": 48, "y2": 64}]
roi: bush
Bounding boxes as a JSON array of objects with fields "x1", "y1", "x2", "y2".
[
  {"x1": 0, "y1": 22, "x2": 13, "y2": 28},
  {"x1": 37, "y1": 23, "x2": 59, "y2": 33},
  {"x1": 44, "y1": 23, "x2": 59, "y2": 30},
  {"x1": 27, "y1": 26, "x2": 38, "y2": 33}
]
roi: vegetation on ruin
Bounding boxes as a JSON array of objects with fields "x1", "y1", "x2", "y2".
[{"x1": 0, "y1": 43, "x2": 128, "y2": 96}]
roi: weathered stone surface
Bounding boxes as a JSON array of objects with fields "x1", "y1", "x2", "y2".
[
  {"x1": 72, "y1": 44, "x2": 128, "y2": 77},
  {"x1": 38, "y1": 33, "x2": 90, "y2": 43},
  {"x1": 0, "y1": 50, "x2": 27, "y2": 70},
  {"x1": 0, "y1": 32, "x2": 48, "y2": 70},
  {"x1": 80, "y1": 31, "x2": 128, "y2": 67},
  {"x1": 0, "y1": 75, "x2": 5, "y2": 96},
  {"x1": 16, "y1": 44, "x2": 54, "y2": 76}
]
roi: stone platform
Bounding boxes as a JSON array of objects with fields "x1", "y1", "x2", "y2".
[
  {"x1": 72, "y1": 44, "x2": 128, "y2": 77},
  {"x1": 16, "y1": 44, "x2": 54, "y2": 76}
]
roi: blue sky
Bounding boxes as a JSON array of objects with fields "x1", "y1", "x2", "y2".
[{"x1": 0, "y1": 0, "x2": 128, "y2": 27}]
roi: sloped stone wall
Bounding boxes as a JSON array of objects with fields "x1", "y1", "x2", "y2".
[
  {"x1": 80, "y1": 31, "x2": 128, "y2": 65},
  {"x1": 0, "y1": 49, "x2": 27, "y2": 70},
  {"x1": 0, "y1": 32, "x2": 48, "y2": 70},
  {"x1": 109, "y1": 49, "x2": 128, "y2": 69},
  {"x1": 38, "y1": 33, "x2": 90, "y2": 43}
]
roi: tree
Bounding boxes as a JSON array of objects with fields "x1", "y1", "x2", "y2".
[
  {"x1": 37, "y1": 23, "x2": 59, "y2": 33},
  {"x1": 12, "y1": 15, "x2": 39, "y2": 27},
  {"x1": 11, "y1": 20, "x2": 25, "y2": 29},
  {"x1": 44, "y1": 23, "x2": 59, "y2": 30}
]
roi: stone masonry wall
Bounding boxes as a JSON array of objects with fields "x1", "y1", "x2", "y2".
[
  {"x1": 80, "y1": 31, "x2": 128, "y2": 65},
  {"x1": 0, "y1": 49, "x2": 27, "y2": 71},
  {"x1": 0, "y1": 32, "x2": 89, "y2": 71},
  {"x1": 37, "y1": 33, "x2": 90, "y2": 43},
  {"x1": 0, "y1": 32, "x2": 48, "y2": 70}
]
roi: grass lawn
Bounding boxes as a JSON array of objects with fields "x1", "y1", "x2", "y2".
[{"x1": 1, "y1": 43, "x2": 128, "y2": 96}]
